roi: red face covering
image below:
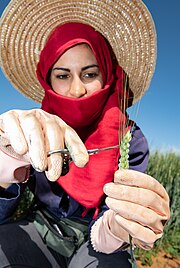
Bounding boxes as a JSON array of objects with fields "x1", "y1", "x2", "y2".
[{"x1": 37, "y1": 23, "x2": 130, "y2": 216}]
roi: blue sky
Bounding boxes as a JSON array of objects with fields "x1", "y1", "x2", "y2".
[{"x1": 0, "y1": 0, "x2": 180, "y2": 154}]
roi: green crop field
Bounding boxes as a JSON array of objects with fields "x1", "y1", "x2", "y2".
[{"x1": 135, "y1": 151, "x2": 180, "y2": 265}]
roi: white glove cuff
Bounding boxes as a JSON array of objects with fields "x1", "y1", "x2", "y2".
[{"x1": 90, "y1": 210, "x2": 128, "y2": 254}]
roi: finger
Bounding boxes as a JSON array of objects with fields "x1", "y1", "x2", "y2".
[
  {"x1": 114, "y1": 214, "x2": 162, "y2": 246},
  {"x1": 114, "y1": 169, "x2": 169, "y2": 202},
  {"x1": 107, "y1": 210, "x2": 130, "y2": 244},
  {"x1": 106, "y1": 197, "x2": 166, "y2": 233},
  {"x1": 132, "y1": 238, "x2": 154, "y2": 251},
  {"x1": 44, "y1": 120, "x2": 64, "y2": 181},
  {"x1": 35, "y1": 110, "x2": 88, "y2": 177},
  {"x1": 104, "y1": 182, "x2": 168, "y2": 216},
  {"x1": 64, "y1": 126, "x2": 89, "y2": 167},
  {"x1": 0, "y1": 135, "x2": 30, "y2": 163},
  {"x1": 20, "y1": 112, "x2": 47, "y2": 171},
  {"x1": 0, "y1": 111, "x2": 28, "y2": 154}
]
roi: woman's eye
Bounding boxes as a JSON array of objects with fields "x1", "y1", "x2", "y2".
[
  {"x1": 84, "y1": 72, "x2": 98, "y2": 79},
  {"x1": 56, "y1": 74, "x2": 69, "y2": 79}
]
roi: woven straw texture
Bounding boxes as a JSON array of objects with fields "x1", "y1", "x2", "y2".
[{"x1": 0, "y1": 0, "x2": 156, "y2": 103}]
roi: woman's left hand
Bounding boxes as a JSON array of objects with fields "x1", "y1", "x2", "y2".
[{"x1": 104, "y1": 169, "x2": 170, "y2": 249}]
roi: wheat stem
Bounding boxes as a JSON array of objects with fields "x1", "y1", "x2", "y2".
[{"x1": 119, "y1": 130, "x2": 135, "y2": 268}]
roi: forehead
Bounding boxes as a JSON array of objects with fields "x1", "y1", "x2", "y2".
[{"x1": 54, "y1": 43, "x2": 97, "y2": 66}]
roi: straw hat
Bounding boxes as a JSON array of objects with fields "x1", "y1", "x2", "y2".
[{"x1": 0, "y1": 0, "x2": 156, "y2": 104}]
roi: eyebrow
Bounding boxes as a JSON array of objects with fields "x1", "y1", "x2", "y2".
[
  {"x1": 82, "y1": 64, "x2": 99, "y2": 71},
  {"x1": 52, "y1": 67, "x2": 70, "y2": 72},
  {"x1": 52, "y1": 64, "x2": 99, "y2": 72}
]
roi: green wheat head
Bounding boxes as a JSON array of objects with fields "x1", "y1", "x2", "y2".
[{"x1": 118, "y1": 129, "x2": 135, "y2": 268}]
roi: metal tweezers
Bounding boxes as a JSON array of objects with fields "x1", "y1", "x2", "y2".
[
  {"x1": 0, "y1": 135, "x2": 119, "y2": 159},
  {"x1": 47, "y1": 145, "x2": 120, "y2": 157}
]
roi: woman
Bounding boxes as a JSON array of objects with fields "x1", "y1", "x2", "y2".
[{"x1": 0, "y1": 1, "x2": 170, "y2": 267}]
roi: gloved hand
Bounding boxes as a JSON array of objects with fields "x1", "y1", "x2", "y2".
[
  {"x1": 103, "y1": 169, "x2": 170, "y2": 250},
  {"x1": 0, "y1": 109, "x2": 89, "y2": 183}
]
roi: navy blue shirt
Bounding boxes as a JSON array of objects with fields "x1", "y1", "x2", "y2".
[{"x1": 0, "y1": 124, "x2": 149, "y2": 226}]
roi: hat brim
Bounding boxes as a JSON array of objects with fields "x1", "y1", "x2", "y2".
[{"x1": 0, "y1": 0, "x2": 156, "y2": 104}]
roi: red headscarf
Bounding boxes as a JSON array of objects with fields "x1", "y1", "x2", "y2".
[{"x1": 37, "y1": 23, "x2": 130, "y2": 216}]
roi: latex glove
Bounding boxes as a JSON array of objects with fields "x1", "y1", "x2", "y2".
[
  {"x1": 0, "y1": 109, "x2": 89, "y2": 181},
  {"x1": 104, "y1": 169, "x2": 170, "y2": 250}
]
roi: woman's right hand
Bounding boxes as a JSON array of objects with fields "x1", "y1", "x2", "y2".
[{"x1": 0, "y1": 109, "x2": 89, "y2": 182}]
